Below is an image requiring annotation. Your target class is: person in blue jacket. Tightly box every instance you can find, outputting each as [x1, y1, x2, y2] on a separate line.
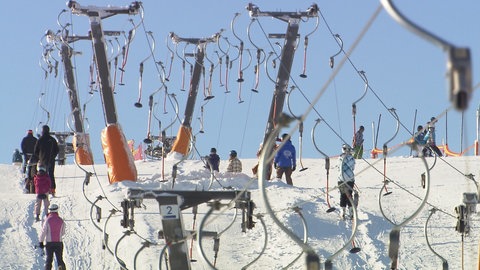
[274, 133, 297, 186]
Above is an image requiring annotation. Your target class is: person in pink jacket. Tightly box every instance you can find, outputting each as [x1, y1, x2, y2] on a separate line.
[34, 164, 51, 221]
[39, 204, 66, 270]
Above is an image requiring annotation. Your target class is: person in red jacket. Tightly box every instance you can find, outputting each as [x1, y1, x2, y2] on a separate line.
[34, 164, 51, 222]
[39, 204, 66, 270]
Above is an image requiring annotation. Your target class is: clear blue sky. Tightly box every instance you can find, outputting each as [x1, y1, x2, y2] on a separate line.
[2, 1, 479, 164]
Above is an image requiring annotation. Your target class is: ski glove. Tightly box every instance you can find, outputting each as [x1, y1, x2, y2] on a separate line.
[292, 166, 296, 171]
[39, 242, 44, 249]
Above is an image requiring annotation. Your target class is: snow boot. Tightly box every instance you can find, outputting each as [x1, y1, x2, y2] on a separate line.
[342, 207, 346, 220]
[35, 215, 40, 222]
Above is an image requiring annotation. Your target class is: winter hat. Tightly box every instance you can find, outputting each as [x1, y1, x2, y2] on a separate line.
[42, 125, 50, 135]
[27, 130, 33, 134]
[48, 204, 59, 212]
[229, 150, 237, 157]
[210, 148, 217, 153]
[281, 133, 290, 141]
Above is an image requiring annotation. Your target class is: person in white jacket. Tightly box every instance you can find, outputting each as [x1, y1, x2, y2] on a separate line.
[338, 144, 356, 219]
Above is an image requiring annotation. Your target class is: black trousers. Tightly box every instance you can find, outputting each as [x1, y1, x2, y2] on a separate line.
[45, 242, 65, 270]
[339, 181, 355, 207]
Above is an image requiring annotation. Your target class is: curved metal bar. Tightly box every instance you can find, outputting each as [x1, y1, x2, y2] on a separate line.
[56, 9, 69, 30]
[312, 118, 335, 212]
[424, 208, 449, 269]
[38, 92, 51, 125]
[114, 231, 131, 270]
[282, 207, 308, 269]
[381, 108, 399, 195]
[299, 15, 319, 78]
[162, 93, 180, 133]
[258, 125, 317, 256]
[380, 0, 453, 51]
[133, 241, 154, 270]
[158, 243, 169, 270]
[352, 70, 368, 135]
[352, 71, 368, 110]
[247, 18, 266, 93]
[264, 51, 278, 85]
[379, 153, 431, 269]
[329, 34, 343, 69]
[247, 18, 266, 65]
[165, 35, 176, 81]
[231, 12, 245, 83]
[143, 94, 154, 143]
[286, 86, 301, 120]
[241, 214, 268, 270]
[382, 108, 400, 154]
[196, 203, 219, 269]
[378, 154, 431, 226]
[89, 196, 104, 232]
[217, 208, 238, 238]
[102, 209, 118, 256]
[324, 192, 360, 268]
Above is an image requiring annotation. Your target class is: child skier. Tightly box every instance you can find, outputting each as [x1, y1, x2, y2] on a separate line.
[34, 164, 51, 221]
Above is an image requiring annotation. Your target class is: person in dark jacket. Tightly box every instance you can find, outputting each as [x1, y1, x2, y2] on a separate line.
[274, 133, 297, 186]
[21, 129, 37, 173]
[34, 125, 59, 196]
[39, 203, 66, 270]
[34, 164, 51, 221]
[205, 148, 220, 172]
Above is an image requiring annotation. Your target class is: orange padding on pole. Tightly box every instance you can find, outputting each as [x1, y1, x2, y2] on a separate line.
[170, 125, 192, 156]
[73, 133, 94, 165]
[101, 124, 137, 184]
[440, 143, 476, 157]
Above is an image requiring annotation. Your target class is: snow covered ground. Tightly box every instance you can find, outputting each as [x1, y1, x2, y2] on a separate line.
[1, 155, 479, 269]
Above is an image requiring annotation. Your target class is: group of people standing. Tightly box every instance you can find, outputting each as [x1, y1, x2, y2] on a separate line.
[204, 147, 243, 173]
[414, 117, 443, 157]
[21, 125, 60, 196]
[19, 125, 65, 270]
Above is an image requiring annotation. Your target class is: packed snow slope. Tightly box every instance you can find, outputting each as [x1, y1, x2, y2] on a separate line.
[1, 155, 480, 270]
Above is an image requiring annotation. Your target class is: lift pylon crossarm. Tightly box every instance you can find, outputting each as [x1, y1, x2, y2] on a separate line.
[246, 3, 318, 21]
[68, 1, 141, 19]
[126, 188, 252, 210]
[169, 31, 222, 46]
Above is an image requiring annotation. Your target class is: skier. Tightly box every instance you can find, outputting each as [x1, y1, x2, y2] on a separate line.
[34, 163, 51, 222]
[352, 125, 364, 159]
[12, 148, 23, 165]
[413, 125, 430, 157]
[34, 125, 59, 196]
[21, 129, 38, 173]
[338, 144, 356, 220]
[38, 203, 66, 270]
[274, 133, 297, 186]
[425, 118, 442, 157]
[204, 147, 220, 172]
[226, 150, 242, 173]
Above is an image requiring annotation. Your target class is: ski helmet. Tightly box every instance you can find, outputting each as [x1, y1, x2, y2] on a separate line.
[229, 150, 237, 157]
[49, 204, 59, 212]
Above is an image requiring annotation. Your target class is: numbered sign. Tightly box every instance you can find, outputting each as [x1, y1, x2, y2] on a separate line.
[160, 204, 179, 219]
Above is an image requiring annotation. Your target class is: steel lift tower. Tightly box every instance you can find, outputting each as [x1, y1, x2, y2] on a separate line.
[68, 1, 140, 183]
[169, 32, 221, 157]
